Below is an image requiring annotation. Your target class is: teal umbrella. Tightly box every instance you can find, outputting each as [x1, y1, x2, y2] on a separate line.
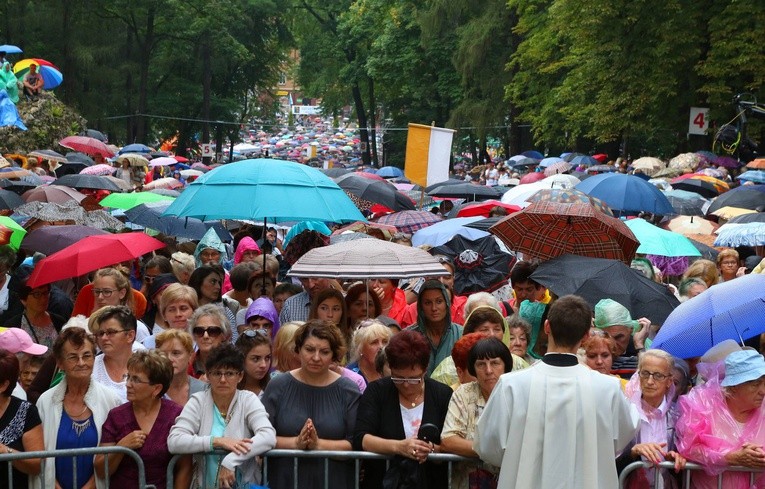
[624, 218, 701, 257]
[283, 221, 331, 247]
[163, 159, 365, 223]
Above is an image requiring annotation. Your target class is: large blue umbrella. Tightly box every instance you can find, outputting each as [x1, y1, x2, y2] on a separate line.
[283, 221, 331, 248]
[163, 159, 366, 223]
[0, 45, 22, 54]
[569, 155, 599, 167]
[713, 222, 765, 247]
[522, 150, 544, 160]
[376, 166, 404, 179]
[411, 216, 489, 247]
[575, 173, 674, 215]
[126, 202, 232, 241]
[538, 157, 564, 168]
[738, 170, 765, 184]
[119, 143, 153, 155]
[651, 274, 765, 358]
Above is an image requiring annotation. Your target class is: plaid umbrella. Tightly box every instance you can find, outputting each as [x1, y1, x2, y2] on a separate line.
[543, 161, 572, 176]
[375, 210, 443, 234]
[489, 201, 639, 263]
[663, 215, 719, 235]
[526, 188, 613, 216]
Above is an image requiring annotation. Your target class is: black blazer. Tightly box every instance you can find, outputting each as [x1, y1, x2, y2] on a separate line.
[353, 377, 453, 489]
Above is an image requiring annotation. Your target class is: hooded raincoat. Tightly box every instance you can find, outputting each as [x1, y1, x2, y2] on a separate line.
[244, 297, 280, 338]
[222, 237, 261, 293]
[193, 228, 226, 268]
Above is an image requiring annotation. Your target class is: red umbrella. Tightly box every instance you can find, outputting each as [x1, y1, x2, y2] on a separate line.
[519, 172, 546, 184]
[22, 185, 86, 204]
[455, 200, 521, 218]
[27, 233, 166, 287]
[489, 201, 639, 263]
[59, 136, 115, 158]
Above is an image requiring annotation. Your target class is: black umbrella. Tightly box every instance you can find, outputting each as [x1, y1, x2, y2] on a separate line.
[54, 162, 88, 178]
[431, 235, 516, 295]
[672, 179, 720, 199]
[334, 173, 415, 211]
[531, 254, 680, 325]
[463, 216, 502, 232]
[687, 238, 719, 261]
[728, 212, 765, 224]
[65, 152, 95, 166]
[0, 179, 37, 195]
[52, 174, 126, 192]
[319, 168, 352, 178]
[80, 129, 107, 142]
[510, 157, 540, 168]
[707, 186, 765, 214]
[0, 189, 23, 210]
[664, 194, 707, 216]
[21, 225, 109, 255]
[428, 182, 502, 201]
[125, 202, 232, 241]
[424, 178, 466, 193]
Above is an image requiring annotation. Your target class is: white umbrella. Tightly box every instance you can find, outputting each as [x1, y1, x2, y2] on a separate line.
[288, 239, 450, 280]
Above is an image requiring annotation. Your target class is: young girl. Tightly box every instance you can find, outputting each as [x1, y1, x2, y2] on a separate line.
[235, 329, 272, 398]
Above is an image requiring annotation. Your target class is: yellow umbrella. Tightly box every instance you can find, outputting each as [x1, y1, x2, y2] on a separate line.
[710, 206, 757, 220]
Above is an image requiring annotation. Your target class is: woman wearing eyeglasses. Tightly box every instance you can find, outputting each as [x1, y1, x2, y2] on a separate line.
[89, 268, 150, 343]
[35, 327, 121, 489]
[187, 304, 230, 380]
[353, 330, 453, 489]
[261, 320, 361, 489]
[169, 343, 276, 489]
[6, 269, 66, 349]
[90, 306, 140, 403]
[235, 328, 272, 398]
[95, 350, 190, 489]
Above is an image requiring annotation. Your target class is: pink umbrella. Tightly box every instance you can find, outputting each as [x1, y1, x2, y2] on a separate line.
[80, 164, 116, 176]
[59, 136, 115, 158]
[149, 157, 178, 167]
[519, 172, 547, 184]
[143, 177, 183, 190]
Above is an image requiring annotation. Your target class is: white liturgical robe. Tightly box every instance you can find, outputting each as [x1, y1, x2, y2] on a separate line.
[474, 357, 639, 489]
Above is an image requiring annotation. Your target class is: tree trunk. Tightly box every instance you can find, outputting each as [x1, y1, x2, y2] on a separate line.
[136, 6, 156, 142]
[351, 83, 371, 166]
[201, 38, 212, 164]
[368, 79, 378, 167]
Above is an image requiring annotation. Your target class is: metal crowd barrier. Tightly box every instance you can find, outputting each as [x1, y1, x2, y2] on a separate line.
[619, 460, 764, 489]
[166, 449, 474, 489]
[0, 446, 152, 488]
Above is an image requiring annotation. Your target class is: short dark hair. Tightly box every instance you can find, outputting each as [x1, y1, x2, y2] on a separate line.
[293, 319, 346, 363]
[230, 263, 258, 291]
[205, 343, 245, 373]
[128, 350, 173, 398]
[344, 282, 382, 319]
[53, 328, 97, 362]
[143, 256, 172, 274]
[385, 330, 430, 371]
[510, 261, 540, 287]
[546, 295, 592, 348]
[0, 349, 19, 396]
[96, 305, 138, 332]
[274, 282, 303, 297]
[467, 337, 514, 377]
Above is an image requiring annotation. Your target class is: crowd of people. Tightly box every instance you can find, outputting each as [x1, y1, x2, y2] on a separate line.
[0, 219, 761, 489]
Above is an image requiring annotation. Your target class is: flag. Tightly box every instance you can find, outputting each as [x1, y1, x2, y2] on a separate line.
[405, 123, 455, 187]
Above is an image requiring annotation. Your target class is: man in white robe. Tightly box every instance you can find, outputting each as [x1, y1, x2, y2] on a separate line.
[474, 295, 639, 489]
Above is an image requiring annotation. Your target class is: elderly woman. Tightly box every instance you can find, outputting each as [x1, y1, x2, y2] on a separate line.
[188, 303, 230, 379]
[0, 349, 43, 489]
[406, 279, 463, 376]
[261, 320, 361, 489]
[91, 305, 141, 403]
[676, 349, 765, 488]
[581, 331, 628, 389]
[169, 343, 276, 489]
[155, 329, 207, 406]
[717, 248, 746, 282]
[35, 328, 121, 489]
[143, 283, 198, 348]
[170, 252, 195, 285]
[441, 336, 513, 489]
[347, 320, 393, 383]
[353, 329, 454, 489]
[506, 315, 535, 364]
[95, 350, 189, 489]
[6, 269, 66, 348]
[345, 282, 382, 329]
[617, 350, 686, 487]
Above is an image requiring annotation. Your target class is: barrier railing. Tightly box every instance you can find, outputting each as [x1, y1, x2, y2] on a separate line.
[166, 449, 475, 489]
[0, 446, 152, 488]
[619, 460, 764, 489]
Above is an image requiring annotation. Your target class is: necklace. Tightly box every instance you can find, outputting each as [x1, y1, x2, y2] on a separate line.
[403, 387, 424, 408]
[65, 402, 91, 437]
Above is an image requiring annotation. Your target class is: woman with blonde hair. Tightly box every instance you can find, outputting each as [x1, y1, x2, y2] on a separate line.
[170, 252, 195, 285]
[682, 259, 720, 289]
[142, 283, 198, 349]
[271, 321, 302, 376]
[716, 248, 745, 282]
[155, 329, 207, 406]
[347, 320, 392, 383]
[72, 266, 148, 321]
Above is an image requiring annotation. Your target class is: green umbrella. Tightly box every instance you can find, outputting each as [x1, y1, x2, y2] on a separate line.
[99, 192, 174, 210]
[624, 218, 701, 257]
[0, 216, 27, 250]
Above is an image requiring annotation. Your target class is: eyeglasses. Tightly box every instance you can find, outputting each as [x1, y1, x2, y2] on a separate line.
[94, 329, 129, 339]
[638, 370, 670, 381]
[241, 329, 269, 338]
[207, 370, 241, 380]
[93, 288, 117, 298]
[123, 375, 154, 386]
[64, 353, 95, 363]
[192, 326, 224, 338]
[391, 377, 423, 385]
[28, 290, 50, 299]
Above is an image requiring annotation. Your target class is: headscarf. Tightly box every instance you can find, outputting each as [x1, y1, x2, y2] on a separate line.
[415, 279, 452, 330]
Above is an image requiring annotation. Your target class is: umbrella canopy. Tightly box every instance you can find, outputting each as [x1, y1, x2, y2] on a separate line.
[738, 170, 765, 184]
[663, 215, 719, 235]
[543, 161, 572, 176]
[568, 155, 599, 167]
[423, 179, 467, 193]
[463, 216, 502, 232]
[125, 202, 232, 241]
[511, 157, 542, 168]
[118, 143, 153, 155]
[526, 188, 613, 216]
[575, 173, 674, 215]
[669, 153, 703, 171]
[28, 150, 67, 164]
[453, 200, 521, 218]
[116, 154, 150, 167]
[671, 178, 721, 199]
[0, 189, 23, 210]
[99, 191, 174, 210]
[376, 166, 404, 178]
[283, 221, 331, 247]
[662, 190, 710, 216]
[334, 173, 415, 212]
[27, 233, 166, 287]
[59, 136, 114, 158]
[707, 186, 765, 214]
[631, 157, 665, 177]
[709, 206, 758, 219]
[329, 232, 375, 245]
[522, 150, 544, 159]
[52, 173, 126, 192]
[519, 172, 547, 184]
[374, 210, 442, 234]
[715, 156, 741, 168]
[20, 225, 109, 255]
[428, 182, 501, 201]
[149, 156, 178, 167]
[623, 218, 701, 257]
[0, 216, 26, 249]
[15, 201, 124, 229]
[531, 254, 680, 325]
[318, 168, 352, 178]
[287, 239, 449, 280]
[650, 274, 765, 358]
[163, 159, 365, 223]
[65, 152, 95, 166]
[142, 177, 183, 190]
[411, 216, 489, 247]
[728, 212, 765, 224]
[0, 45, 22, 54]
[79, 164, 115, 176]
[332, 221, 398, 241]
[490, 201, 638, 263]
[714, 223, 765, 247]
[745, 159, 765, 170]
[431, 235, 515, 295]
[537, 157, 564, 168]
[22, 185, 86, 204]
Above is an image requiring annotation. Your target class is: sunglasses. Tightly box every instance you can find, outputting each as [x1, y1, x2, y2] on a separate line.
[192, 326, 224, 338]
[241, 329, 269, 339]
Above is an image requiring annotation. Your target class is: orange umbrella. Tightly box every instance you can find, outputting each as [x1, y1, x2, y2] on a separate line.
[663, 215, 719, 235]
[746, 159, 765, 170]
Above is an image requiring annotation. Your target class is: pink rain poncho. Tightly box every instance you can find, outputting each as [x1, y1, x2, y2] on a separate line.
[675, 364, 765, 489]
